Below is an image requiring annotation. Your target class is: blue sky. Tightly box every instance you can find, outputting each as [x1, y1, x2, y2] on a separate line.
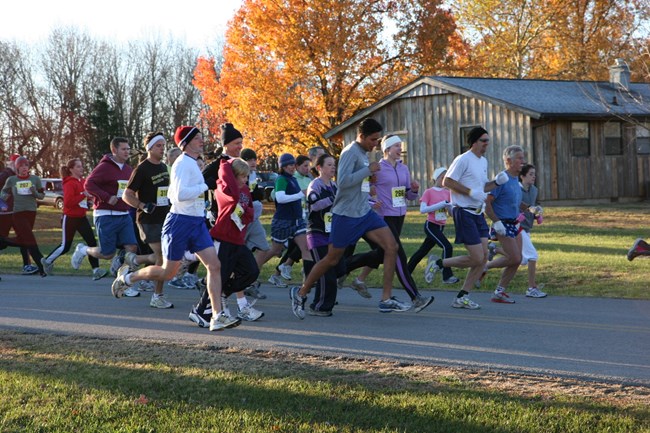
[1, 0, 242, 52]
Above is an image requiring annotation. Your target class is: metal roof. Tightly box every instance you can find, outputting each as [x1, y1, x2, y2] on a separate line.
[324, 76, 650, 138]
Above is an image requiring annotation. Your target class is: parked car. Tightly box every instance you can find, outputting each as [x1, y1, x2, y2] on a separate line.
[256, 171, 278, 202]
[37, 178, 64, 209]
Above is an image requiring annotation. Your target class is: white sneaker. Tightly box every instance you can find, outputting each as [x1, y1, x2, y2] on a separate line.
[41, 257, 54, 275]
[111, 265, 131, 298]
[123, 287, 141, 297]
[526, 287, 547, 298]
[237, 303, 264, 321]
[424, 254, 440, 284]
[278, 263, 293, 280]
[150, 293, 174, 309]
[71, 243, 86, 270]
[220, 295, 231, 318]
[124, 252, 139, 270]
[268, 274, 288, 287]
[209, 312, 241, 331]
[92, 268, 108, 281]
[451, 294, 480, 310]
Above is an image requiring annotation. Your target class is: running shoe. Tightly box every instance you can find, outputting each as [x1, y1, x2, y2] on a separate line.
[491, 288, 515, 304]
[442, 276, 460, 284]
[336, 273, 348, 289]
[237, 304, 264, 321]
[123, 287, 141, 297]
[111, 264, 131, 298]
[278, 263, 293, 280]
[124, 251, 139, 270]
[110, 249, 126, 276]
[451, 294, 480, 309]
[424, 254, 440, 284]
[220, 295, 231, 318]
[22, 264, 39, 275]
[411, 295, 434, 313]
[268, 274, 288, 288]
[150, 293, 174, 309]
[92, 268, 108, 281]
[209, 312, 241, 331]
[627, 238, 650, 261]
[71, 243, 87, 270]
[188, 307, 211, 328]
[41, 258, 54, 276]
[244, 282, 267, 299]
[351, 278, 372, 299]
[308, 308, 333, 317]
[290, 286, 306, 319]
[137, 280, 155, 291]
[378, 296, 410, 313]
[181, 272, 199, 288]
[474, 266, 488, 289]
[525, 287, 547, 298]
[487, 242, 498, 261]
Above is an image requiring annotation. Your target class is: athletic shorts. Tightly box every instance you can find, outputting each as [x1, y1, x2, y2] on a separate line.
[489, 220, 520, 240]
[329, 210, 386, 249]
[161, 213, 214, 261]
[520, 230, 538, 264]
[270, 217, 306, 243]
[245, 218, 270, 251]
[94, 214, 137, 256]
[137, 223, 163, 244]
[452, 207, 489, 246]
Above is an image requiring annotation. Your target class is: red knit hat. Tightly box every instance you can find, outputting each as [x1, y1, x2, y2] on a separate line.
[174, 126, 199, 148]
[9, 154, 20, 162]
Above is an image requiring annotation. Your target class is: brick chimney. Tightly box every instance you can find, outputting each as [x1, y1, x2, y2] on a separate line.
[609, 58, 630, 90]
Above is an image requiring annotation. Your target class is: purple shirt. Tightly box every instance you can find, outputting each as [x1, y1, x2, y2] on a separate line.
[372, 159, 418, 217]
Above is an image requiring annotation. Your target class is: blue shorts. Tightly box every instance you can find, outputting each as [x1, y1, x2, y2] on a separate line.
[161, 213, 214, 261]
[94, 214, 137, 256]
[489, 220, 520, 239]
[452, 207, 489, 246]
[330, 210, 387, 249]
[270, 218, 306, 243]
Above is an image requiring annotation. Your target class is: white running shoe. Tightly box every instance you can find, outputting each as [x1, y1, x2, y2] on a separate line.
[209, 313, 241, 331]
[237, 304, 264, 321]
[526, 287, 547, 298]
[71, 243, 86, 270]
[278, 263, 293, 280]
[268, 274, 288, 288]
[150, 293, 174, 309]
[451, 294, 480, 310]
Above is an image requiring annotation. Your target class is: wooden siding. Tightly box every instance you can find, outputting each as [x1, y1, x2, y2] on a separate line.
[335, 82, 649, 202]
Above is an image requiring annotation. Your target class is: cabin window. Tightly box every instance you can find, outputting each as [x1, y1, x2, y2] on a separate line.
[571, 122, 590, 157]
[459, 126, 480, 154]
[604, 122, 623, 156]
[637, 123, 650, 155]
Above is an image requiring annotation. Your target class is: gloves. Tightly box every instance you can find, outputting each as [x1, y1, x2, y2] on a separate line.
[516, 212, 526, 223]
[494, 171, 509, 186]
[492, 220, 506, 236]
[469, 189, 488, 202]
[535, 214, 544, 225]
[142, 202, 156, 214]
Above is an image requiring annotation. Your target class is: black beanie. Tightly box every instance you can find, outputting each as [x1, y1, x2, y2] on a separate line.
[240, 148, 257, 161]
[467, 126, 488, 145]
[221, 123, 243, 146]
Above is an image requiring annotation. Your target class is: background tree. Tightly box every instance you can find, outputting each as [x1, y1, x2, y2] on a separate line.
[197, 0, 460, 157]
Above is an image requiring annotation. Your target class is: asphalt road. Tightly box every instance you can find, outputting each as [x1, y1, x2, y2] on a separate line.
[1, 273, 648, 386]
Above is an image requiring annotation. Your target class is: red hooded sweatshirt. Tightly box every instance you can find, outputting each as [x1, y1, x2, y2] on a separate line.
[84, 154, 133, 212]
[209, 158, 253, 245]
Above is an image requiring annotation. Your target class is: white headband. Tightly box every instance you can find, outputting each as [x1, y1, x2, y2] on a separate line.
[146, 134, 165, 151]
[381, 135, 402, 153]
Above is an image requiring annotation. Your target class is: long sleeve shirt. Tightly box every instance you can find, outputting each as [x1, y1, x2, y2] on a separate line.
[168, 153, 208, 217]
[331, 141, 372, 218]
[372, 158, 418, 217]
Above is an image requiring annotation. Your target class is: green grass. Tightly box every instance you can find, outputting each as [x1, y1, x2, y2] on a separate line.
[5, 204, 650, 299]
[0, 333, 647, 433]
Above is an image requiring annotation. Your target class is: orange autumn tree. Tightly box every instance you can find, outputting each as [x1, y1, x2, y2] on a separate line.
[453, 0, 649, 80]
[199, 0, 459, 157]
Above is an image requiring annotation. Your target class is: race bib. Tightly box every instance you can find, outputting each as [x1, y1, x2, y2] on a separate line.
[194, 194, 206, 214]
[231, 203, 245, 231]
[391, 186, 406, 207]
[361, 177, 370, 193]
[434, 209, 447, 222]
[156, 186, 169, 206]
[79, 198, 89, 209]
[116, 180, 128, 199]
[324, 212, 333, 233]
[16, 180, 32, 195]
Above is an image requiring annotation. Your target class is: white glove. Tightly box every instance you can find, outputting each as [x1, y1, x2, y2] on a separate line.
[494, 171, 509, 186]
[492, 220, 506, 236]
[528, 205, 543, 215]
[469, 189, 488, 202]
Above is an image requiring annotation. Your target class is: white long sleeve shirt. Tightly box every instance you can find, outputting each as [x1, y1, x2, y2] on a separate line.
[168, 153, 208, 217]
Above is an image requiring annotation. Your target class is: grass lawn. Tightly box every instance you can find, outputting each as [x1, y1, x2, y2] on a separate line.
[4, 203, 650, 299]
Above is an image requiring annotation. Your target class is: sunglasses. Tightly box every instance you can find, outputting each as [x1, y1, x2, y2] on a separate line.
[478, 138, 489, 143]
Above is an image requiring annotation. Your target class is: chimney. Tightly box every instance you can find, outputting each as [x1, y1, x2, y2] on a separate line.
[609, 58, 630, 91]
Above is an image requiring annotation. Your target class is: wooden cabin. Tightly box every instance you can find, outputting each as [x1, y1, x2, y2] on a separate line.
[324, 61, 650, 203]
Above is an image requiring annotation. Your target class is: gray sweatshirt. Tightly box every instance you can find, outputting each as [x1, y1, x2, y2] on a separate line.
[331, 141, 372, 218]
